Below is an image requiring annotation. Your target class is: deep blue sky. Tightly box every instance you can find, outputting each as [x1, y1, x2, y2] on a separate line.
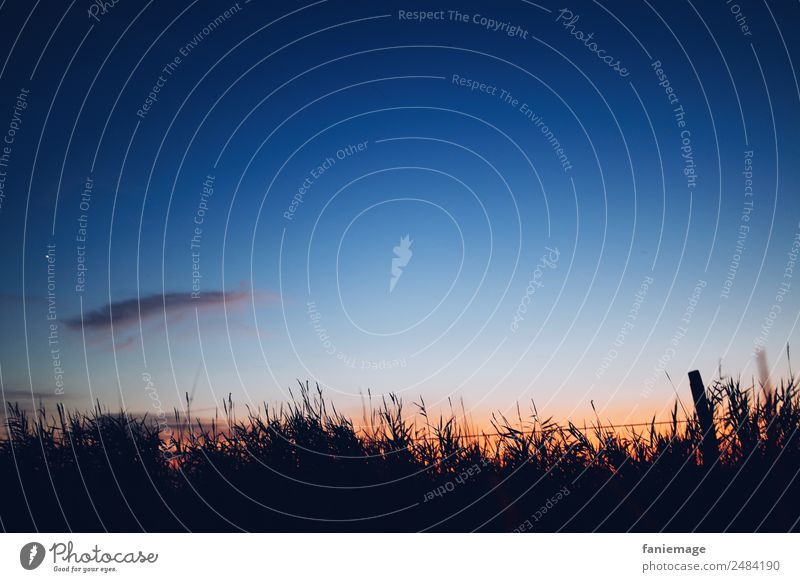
[0, 0, 798, 424]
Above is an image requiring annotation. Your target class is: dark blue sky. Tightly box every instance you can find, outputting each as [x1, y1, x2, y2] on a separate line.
[0, 0, 798, 423]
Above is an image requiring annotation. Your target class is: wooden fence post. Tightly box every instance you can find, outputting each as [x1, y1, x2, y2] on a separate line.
[688, 370, 719, 467]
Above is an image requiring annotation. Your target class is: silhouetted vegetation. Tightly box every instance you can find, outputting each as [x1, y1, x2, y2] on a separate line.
[2, 375, 799, 532]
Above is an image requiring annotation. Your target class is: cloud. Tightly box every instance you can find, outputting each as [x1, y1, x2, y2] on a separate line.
[1, 389, 76, 401]
[65, 289, 275, 331]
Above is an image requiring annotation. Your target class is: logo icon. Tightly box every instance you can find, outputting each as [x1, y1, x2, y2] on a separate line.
[390, 235, 413, 293]
[20, 542, 46, 570]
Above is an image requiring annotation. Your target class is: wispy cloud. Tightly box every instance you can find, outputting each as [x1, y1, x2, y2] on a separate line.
[65, 289, 276, 331]
[1, 389, 76, 401]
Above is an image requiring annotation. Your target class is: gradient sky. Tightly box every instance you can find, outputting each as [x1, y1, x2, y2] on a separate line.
[0, 0, 798, 426]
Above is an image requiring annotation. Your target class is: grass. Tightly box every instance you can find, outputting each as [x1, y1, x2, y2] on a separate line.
[1, 374, 799, 532]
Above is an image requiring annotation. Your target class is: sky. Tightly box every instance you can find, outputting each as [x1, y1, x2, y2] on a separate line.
[0, 0, 799, 427]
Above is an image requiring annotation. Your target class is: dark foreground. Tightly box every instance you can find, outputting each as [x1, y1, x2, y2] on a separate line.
[2, 378, 799, 532]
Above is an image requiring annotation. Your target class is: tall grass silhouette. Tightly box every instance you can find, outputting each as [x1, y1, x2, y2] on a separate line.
[2, 375, 799, 532]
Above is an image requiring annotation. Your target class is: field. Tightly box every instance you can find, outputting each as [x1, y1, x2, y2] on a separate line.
[2, 374, 799, 532]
